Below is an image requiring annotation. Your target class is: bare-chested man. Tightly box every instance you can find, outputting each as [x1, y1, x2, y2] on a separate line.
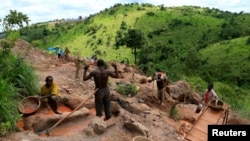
[83, 59, 119, 121]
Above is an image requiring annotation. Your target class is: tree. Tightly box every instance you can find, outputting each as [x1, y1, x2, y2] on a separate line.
[2, 10, 29, 32]
[0, 10, 29, 55]
[78, 16, 82, 20]
[125, 29, 145, 64]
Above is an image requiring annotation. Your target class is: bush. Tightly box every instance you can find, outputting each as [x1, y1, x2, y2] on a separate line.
[31, 40, 42, 47]
[0, 53, 39, 136]
[0, 77, 22, 136]
[116, 83, 138, 96]
[246, 37, 250, 45]
[0, 54, 40, 97]
[169, 103, 181, 120]
[0, 122, 11, 136]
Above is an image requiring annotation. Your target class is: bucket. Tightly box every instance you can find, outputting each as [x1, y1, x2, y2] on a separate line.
[18, 96, 41, 115]
[132, 136, 153, 141]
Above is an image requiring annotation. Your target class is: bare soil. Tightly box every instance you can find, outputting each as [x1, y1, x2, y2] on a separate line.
[0, 39, 249, 141]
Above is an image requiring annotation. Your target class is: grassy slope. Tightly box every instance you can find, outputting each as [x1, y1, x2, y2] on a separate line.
[200, 37, 250, 115]
[136, 7, 223, 47]
[44, 4, 153, 62]
[38, 4, 250, 118]
[200, 37, 250, 84]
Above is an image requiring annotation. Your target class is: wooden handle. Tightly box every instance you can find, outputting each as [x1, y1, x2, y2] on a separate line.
[47, 89, 98, 133]
[152, 80, 155, 100]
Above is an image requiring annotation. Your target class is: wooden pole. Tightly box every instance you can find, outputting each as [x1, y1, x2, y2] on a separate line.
[38, 89, 98, 136]
[151, 80, 155, 101]
[132, 65, 135, 82]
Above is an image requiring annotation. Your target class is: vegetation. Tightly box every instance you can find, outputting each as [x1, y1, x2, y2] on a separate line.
[169, 103, 180, 120]
[1, 3, 250, 136]
[116, 83, 138, 96]
[16, 3, 250, 119]
[0, 10, 39, 136]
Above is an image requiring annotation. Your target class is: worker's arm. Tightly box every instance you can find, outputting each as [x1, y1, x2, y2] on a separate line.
[51, 83, 60, 97]
[40, 86, 46, 96]
[109, 63, 119, 78]
[211, 89, 218, 99]
[83, 64, 93, 81]
[39, 94, 54, 99]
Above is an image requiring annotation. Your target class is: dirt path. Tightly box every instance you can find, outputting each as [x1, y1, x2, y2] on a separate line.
[4, 39, 248, 141]
[0, 39, 185, 141]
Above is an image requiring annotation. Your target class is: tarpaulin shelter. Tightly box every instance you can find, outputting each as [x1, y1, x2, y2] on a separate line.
[48, 46, 64, 56]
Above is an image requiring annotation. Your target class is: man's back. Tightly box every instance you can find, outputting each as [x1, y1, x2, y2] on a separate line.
[83, 59, 118, 89]
[91, 68, 109, 89]
[156, 78, 164, 89]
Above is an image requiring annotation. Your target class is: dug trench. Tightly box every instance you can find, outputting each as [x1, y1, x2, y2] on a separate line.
[15, 91, 184, 141]
[16, 95, 121, 137]
[17, 84, 208, 141]
[2, 39, 249, 141]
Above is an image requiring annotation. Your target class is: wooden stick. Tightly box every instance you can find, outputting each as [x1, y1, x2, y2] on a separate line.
[151, 80, 155, 101]
[38, 89, 98, 136]
[132, 65, 135, 82]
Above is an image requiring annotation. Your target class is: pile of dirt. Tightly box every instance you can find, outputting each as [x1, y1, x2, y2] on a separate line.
[0, 39, 249, 141]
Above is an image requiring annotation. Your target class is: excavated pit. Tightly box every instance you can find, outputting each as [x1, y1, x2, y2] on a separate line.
[16, 98, 96, 137]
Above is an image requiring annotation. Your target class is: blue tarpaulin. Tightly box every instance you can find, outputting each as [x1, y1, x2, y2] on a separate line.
[47, 47, 65, 56]
[60, 48, 64, 55]
[48, 47, 62, 55]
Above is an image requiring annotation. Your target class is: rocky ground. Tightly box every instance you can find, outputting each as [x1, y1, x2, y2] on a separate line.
[0, 39, 249, 141]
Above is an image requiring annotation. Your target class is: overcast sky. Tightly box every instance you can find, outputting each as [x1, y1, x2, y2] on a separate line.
[1, 0, 250, 26]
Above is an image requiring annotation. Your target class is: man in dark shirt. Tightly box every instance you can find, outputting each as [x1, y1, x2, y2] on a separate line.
[155, 73, 167, 105]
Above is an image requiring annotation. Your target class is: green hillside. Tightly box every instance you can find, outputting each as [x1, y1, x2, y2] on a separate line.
[200, 37, 250, 87]
[19, 3, 250, 118]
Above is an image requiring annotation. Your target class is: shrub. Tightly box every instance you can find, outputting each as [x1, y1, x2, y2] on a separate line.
[0, 54, 39, 136]
[169, 103, 181, 120]
[116, 83, 138, 96]
[0, 77, 22, 136]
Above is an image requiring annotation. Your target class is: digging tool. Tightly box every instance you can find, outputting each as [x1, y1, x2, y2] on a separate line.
[151, 80, 155, 102]
[36, 89, 98, 136]
[35, 94, 60, 101]
[38, 94, 54, 99]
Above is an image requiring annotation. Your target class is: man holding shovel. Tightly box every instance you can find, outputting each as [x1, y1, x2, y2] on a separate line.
[83, 59, 119, 121]
[149, 72, 168, 105]
[155, 72, 168, 105]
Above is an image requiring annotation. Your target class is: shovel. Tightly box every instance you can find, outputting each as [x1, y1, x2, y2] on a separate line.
[151, 80, 155, 102]
[36, 89, 98, 136]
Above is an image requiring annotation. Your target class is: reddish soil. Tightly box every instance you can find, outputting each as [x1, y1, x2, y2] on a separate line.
[0, 39, 249, 141]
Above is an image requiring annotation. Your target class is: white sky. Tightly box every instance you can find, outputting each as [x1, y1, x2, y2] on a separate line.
[1, 0, 250, 26]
